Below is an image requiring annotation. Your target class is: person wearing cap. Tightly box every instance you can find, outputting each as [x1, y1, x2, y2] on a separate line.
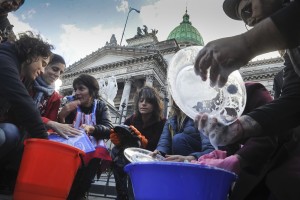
[197, 82, 283, 200]
[194, 0, 300, 199]
[0, 0, 25, 43]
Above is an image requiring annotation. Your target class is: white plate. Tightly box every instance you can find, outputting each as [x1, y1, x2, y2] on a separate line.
[124, 147, 165, 163]
[167, 46, 247, 125]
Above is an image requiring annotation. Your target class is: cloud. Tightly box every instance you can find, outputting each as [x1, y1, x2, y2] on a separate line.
[57, 24, 123, 66]
[21, 9, 36, 20]
[8, 13, 36, 33]
[116, 0, 129, 13]
[8, 13, 51, 44]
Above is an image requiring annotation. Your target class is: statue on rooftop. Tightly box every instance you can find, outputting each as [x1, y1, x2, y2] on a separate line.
[137, 27, 143, 37]
[142, 25, 148, 35]
[151, 29, 158, 36]
[0, 0, 25, 43]
[134, 25, 158, 38]
[105, 34, 118, 46]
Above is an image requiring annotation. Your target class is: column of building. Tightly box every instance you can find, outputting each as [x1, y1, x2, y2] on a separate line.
[118, 77, 133, 123]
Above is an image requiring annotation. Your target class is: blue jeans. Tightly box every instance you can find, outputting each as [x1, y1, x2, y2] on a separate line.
[0, 123, 21, 160]
[172, 133, 202, 156]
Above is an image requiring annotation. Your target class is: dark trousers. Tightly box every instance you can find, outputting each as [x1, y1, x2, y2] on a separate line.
[68, 158, 101, 200]
[0, 123, 21, 160]
[230, 133, 300, 200]
[172, 133, 202, 156]
[111, 147, 134, 200]
[0, 123, 24, 194]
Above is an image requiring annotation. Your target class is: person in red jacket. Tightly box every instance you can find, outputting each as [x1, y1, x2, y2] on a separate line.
[30, 53, 81, 138]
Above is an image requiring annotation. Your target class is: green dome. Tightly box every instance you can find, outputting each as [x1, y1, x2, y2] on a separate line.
[167, 11, 204, 46]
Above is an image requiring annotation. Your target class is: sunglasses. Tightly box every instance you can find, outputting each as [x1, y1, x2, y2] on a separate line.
[240, 2, 252, 23]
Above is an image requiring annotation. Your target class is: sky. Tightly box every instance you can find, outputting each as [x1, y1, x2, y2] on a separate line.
[8, 0, 279, 67]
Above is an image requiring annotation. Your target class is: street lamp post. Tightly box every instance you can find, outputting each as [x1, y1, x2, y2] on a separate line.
[120, 7, 140, 46]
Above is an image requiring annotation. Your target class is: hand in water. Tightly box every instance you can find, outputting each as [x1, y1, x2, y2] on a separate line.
[150, 149, 162, 157]
[47, 121, 82, 139]
[164, 155, 196, 162]
[198, 154, 241, 174]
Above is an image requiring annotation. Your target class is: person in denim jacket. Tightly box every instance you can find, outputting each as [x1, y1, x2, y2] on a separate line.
[152, 99, 214, 162]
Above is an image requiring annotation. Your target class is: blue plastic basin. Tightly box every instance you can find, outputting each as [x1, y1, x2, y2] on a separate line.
[124, 162, 238, 200]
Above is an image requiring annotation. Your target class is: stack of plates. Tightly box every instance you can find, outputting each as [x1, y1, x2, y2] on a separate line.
[124, 147, 164, 163]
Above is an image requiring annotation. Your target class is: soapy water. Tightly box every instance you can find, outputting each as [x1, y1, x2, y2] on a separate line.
[168, 46, 247, 148]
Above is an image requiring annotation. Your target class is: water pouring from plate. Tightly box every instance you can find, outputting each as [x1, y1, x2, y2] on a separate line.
[168, 46, 247, 149]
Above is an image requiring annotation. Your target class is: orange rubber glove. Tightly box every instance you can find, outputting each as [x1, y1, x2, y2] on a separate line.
[110, 129, 121, 146]
[129, 125, 148, 148]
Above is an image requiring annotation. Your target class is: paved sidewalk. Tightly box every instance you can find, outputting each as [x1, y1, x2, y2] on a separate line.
[0, 194, 115, 200]
[0, 170, 117, 200]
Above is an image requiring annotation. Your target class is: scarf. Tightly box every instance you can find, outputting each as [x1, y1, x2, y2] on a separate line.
[73, 99, 106, 148]
[33, 76, 55, 107]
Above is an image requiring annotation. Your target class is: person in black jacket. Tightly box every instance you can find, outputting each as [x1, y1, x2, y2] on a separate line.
[58, 74, 114, 200]
[195, 0, 300, 143]
[0, 31, 53, 193]
[194, 0, 300, 199]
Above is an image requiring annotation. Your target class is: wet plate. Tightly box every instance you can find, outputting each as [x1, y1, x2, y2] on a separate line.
[168, 46, 247, 125]
[124, 147, 165, 163]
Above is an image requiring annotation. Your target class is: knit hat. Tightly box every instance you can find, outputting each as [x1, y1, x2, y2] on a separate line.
[223, 0, 242, 20]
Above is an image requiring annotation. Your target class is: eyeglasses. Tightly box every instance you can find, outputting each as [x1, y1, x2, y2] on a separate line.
[240, 2, 252, 23]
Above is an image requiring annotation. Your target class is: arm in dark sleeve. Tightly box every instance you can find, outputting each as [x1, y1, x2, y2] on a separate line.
[156, 119, 173, 155]
[247, 57, 300, 135]
[0, 60, 47, 139]
[270, 1, 300, 48]
[235, 136, 278, 174]
[93, 100, 113, 140]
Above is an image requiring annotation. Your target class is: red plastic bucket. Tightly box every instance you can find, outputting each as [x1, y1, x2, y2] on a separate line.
[13, 138, 85, 200]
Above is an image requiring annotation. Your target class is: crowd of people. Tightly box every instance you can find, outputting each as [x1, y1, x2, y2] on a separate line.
[0, 0, 299, 200]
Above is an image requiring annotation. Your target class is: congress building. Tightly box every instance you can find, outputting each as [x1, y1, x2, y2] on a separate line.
[59, 10, 284, 123]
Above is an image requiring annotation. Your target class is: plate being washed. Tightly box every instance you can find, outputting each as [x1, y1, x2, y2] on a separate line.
[124, 147, 165, 163]
[168, 46, 247, 125]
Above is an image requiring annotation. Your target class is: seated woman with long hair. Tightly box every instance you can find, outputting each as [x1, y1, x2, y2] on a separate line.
[110, 86, 166, 200]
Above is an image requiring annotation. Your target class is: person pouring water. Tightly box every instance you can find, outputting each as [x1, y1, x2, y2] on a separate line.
[194, 0, 300, 199]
